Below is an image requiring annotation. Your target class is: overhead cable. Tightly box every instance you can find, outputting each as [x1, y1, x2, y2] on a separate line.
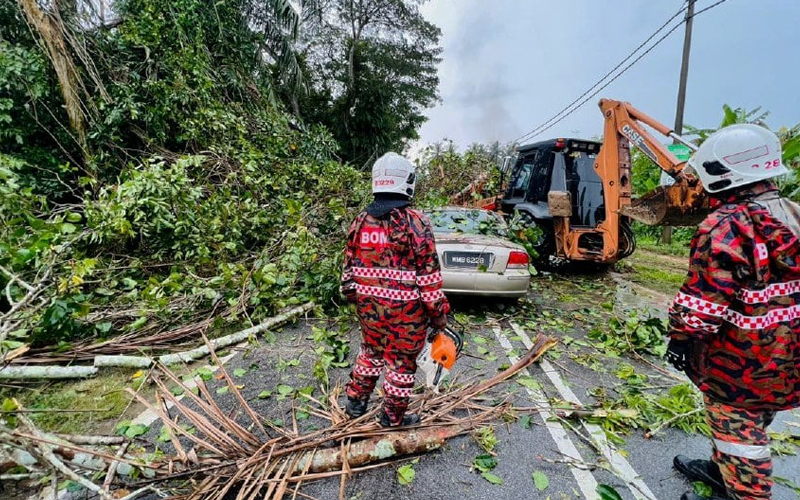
[513, 0, 732, 144]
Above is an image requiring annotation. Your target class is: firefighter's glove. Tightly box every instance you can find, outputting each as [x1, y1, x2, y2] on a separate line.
[667, 339, 690, 372]
[430, 314, 447, 332]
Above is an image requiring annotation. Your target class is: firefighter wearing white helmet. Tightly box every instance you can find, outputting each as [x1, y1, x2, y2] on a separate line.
[690, 123, 788, 194]
[668, 124, 800, 500]
[340, 152, 449, 427]
[371, 151, 417, 197]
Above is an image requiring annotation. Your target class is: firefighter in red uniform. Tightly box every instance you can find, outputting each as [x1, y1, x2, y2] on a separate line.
[667, 125, 800, 500]
[341, 152, 450, 427]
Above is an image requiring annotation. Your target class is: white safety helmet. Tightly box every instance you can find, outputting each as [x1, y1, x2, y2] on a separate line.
[371, 152, 416, 198]
[689, 124, 788, 194]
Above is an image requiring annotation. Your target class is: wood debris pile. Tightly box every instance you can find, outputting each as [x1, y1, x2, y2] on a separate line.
[2, 334, 555, 500]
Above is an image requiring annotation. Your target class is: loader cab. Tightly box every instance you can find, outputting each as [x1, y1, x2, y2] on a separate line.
[501, 138, 604, 227]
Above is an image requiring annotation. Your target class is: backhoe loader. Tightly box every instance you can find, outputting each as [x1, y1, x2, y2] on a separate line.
[463, 99, 710, 264]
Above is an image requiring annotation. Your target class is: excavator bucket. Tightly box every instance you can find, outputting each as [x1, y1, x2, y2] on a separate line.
[620, 181, 710, 226]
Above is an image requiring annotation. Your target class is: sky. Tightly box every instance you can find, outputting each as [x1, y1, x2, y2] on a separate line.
[414, 0, 800, 152]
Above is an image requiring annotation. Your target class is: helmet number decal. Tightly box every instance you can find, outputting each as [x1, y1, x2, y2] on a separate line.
[753, 159, 782, 170]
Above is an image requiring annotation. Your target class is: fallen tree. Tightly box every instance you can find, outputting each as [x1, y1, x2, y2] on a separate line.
[0, 302, 314, 379]
[2, 333, 557, 499]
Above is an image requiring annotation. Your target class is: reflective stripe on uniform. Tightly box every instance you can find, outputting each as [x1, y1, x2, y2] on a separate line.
[421, 289, 446, 302]
[351, 267, 416, 281]
[356, 284, 420, 301]
[416, 271, 443, 287]
[713, 439, 771, 460]
[674, 290, 800, 331]
[739, 279, 800, 304]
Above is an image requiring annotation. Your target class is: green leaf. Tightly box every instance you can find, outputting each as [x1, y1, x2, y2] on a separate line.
[258, 390, 272, 399]
[122, 423, 148, 439]
[216, 386, 229, 395]
[692, 482, 714, 498]
[473, 454, 497, 473]
[516, 376, 541, 392]
[126, 316, 148, 331]
[2, 398, 19, 412]
[397, 463, 416, 485]
[532, 470, 549, 491]
[194, 367, 213, 381]
[518, 414, 532, 430]
[276, 384, 294, 400]
[233, 368, 246, 377]
[157, 425, 172, 443]
[481, 472, 503, 485]
[2, 340, 24, 350]
[597, 484, 624, 500]
[169, 385, 185, 396]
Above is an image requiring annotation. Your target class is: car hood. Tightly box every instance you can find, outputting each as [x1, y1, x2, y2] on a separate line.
[433, 233, 520, 250]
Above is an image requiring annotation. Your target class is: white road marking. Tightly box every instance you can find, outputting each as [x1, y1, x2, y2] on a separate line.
[509, 321, 659, 500]
[492, 325, 600, 500]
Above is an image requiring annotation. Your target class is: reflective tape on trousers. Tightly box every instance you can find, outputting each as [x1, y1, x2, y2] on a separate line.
[713, 439, 771, 460]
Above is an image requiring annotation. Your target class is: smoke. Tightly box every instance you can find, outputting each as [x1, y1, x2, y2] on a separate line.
[420, 0, 521, 147]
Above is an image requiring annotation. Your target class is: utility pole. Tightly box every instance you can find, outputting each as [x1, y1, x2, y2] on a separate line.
[661, 0, 695, 245]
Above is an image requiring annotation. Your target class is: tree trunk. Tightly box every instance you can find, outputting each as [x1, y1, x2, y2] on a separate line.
[17, 0, 87, 149]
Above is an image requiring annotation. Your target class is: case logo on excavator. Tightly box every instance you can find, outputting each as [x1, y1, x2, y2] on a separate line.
[622, 124, 658, 163]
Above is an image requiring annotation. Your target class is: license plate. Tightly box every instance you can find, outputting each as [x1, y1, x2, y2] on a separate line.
[444, 252, 493, 268]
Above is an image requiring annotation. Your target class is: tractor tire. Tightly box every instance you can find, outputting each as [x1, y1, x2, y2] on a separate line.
[618, 220, 637, 259]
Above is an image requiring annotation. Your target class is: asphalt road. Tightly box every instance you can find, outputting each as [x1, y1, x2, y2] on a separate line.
[128, 271, 800, 500]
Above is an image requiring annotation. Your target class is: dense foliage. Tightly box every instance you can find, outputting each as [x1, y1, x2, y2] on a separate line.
[0, 0, 381, 356]
[285, 0, 442, 168]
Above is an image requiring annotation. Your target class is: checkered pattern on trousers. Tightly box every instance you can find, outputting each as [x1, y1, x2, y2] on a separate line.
[384, 370, 415, 398]
[421, 289, 445, 302]
[674, 292, 729, 317]
[416, 271, 443, 287]
[681, 313, 721, 333]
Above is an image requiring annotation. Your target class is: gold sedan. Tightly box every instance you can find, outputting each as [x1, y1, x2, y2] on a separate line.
[424, 207, 531, 299]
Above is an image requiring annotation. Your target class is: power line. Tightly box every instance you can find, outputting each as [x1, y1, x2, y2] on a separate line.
[513, 2, 689, 144]
[513, 0, 731, 144]
[692, 0, 729, 17]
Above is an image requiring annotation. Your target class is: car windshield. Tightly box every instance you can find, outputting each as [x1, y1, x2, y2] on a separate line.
[426, 209, 508, 237]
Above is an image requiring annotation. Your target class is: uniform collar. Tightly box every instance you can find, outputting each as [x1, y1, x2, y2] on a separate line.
[718, 181, 779, 204]
[366, 195, 411, 218]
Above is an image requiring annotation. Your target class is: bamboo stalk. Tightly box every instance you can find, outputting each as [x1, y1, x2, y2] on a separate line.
[0, 365, 98, 380]
[159, 302, 314, 365]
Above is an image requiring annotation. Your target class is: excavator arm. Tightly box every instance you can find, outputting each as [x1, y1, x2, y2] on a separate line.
[598, 99, 710, 226]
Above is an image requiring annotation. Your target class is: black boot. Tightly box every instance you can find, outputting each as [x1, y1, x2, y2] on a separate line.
[674, 455, 727, 496]
[379, 411, 420, 427]
[345, 397, 369, 418]
[680, 493, 728, 500]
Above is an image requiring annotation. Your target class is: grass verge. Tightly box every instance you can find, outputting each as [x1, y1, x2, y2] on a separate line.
[1, 369, 141, 434]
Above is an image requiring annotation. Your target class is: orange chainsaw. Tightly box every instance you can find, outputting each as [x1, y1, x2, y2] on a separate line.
[417, 325, 464, 391]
